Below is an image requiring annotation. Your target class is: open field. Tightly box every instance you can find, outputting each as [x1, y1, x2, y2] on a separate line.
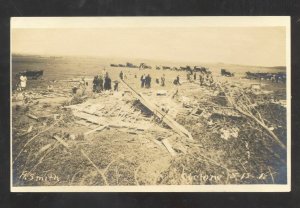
[11, 55, 287, 186]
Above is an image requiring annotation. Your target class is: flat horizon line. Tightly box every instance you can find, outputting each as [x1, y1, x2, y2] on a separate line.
[11, 53, 286, 69]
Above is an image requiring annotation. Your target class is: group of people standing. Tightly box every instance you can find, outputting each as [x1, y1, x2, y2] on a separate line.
[140, 74, 152, 88]
[95, 68, 214, 92]
[140, 74, 166, 88]
[92, 72, 117, 93]
[175, 71, 214, 87]
[187, 71, 199, 82]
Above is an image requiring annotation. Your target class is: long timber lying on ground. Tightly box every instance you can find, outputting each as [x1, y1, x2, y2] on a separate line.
[120, 79, 193, 141]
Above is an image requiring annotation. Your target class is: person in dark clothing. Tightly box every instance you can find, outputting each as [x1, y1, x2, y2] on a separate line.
[72, 86, 78, 94]
[119, 71, 124, 80]
[107, 77, 112, 90]
[176, 75, 180, 85]
[104, 74, 112, 90]
[98, 75, 103, 92]
[194, 72, 197, 80]
[156, 78, 159, 84]
[141, 74, 145, 88]
[145, 74, 151, 88]
[275, 74, 279, 83]
[92, 76, 98, 92]
[199, 73, 204, 86]
[145, 75, 149, 88]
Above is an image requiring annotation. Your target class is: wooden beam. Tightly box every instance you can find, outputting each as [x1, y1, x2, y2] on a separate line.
[120, 79, 193, 141]
[161, 138, 177, 156]
[84, 125, 107, 136]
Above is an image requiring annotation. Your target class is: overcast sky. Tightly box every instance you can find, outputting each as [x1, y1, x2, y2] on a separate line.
[12, 27, 286, 66]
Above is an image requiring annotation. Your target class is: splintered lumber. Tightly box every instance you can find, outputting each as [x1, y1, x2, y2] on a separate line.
[65, 103, 105, 115]
[84, 125, 107, 136]
[72, 111, 102, 124]
[161, 138, 177, 156]
[121, 79, 193, 141]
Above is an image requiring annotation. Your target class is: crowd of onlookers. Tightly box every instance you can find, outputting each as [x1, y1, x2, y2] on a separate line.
[89, 69, 215, 94]
[15, 67, 216, 96]
[91, 69, 123, 93]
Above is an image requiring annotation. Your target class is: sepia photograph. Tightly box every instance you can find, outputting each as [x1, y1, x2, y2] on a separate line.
[10, 17, 291, 192]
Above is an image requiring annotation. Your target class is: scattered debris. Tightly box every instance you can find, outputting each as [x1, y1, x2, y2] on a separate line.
[12, 61, 287, 186]
[84, 125, 107, 136]
[121, 79, 193, 141]
[161, 138, 177, 156]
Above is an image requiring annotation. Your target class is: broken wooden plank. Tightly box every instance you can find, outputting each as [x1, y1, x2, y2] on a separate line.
[161, 138, 177, 156]
[74, 120, 96, 128]
[109, 121, 148, 130]
[72, 111, 102, 124]
[108, 124, 124, 128]
[173, 144, 187, 154]
[84, 125, 107, 136]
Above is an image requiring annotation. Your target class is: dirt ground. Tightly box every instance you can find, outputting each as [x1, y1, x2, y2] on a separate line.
[12, 55, 287, 186]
